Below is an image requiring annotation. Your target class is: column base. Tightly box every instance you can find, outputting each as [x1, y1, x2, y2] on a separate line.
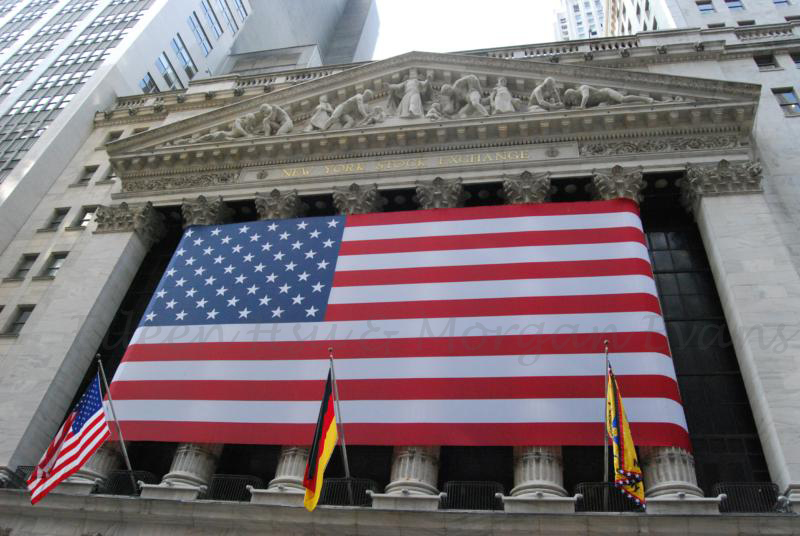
[367, 490, 443, 511]
[248, 486, 305, 507]
[54, 479, 98, 496]
[0, 466, 24, 489]
[646, 494, 722, 515]
[499, 493, 577, 513]
[139, 482, 205, 501]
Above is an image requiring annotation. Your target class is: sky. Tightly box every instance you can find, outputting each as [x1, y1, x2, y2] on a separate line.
[372, 0, 562, 60]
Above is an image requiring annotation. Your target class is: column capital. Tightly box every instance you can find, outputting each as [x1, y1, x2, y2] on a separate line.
[592, 165, 645, 202]
[503, 171, 551, 204]
[682, 159, 763, 211]
[181, 195, 233, 227]
[332, 183, 383, 215]
[255, 189, 303, 220]
[415, 177, 468, 209]
[94, 201, 165, 247]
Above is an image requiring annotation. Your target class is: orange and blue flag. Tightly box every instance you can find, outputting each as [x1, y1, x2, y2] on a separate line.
[606, 362, 646, 508]
[302, 369, 339, 511]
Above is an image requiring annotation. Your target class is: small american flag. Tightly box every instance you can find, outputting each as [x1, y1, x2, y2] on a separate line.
[27, 374, 110, 504]
[109, 200, 688, 449]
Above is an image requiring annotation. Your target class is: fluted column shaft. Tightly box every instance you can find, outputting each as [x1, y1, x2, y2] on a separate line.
[511, 446, 567, 497]
[640, 446, 703, 498]
[65, 442, 122, 485]
[385, 446, 440, 495]
[162, 443, 223, 489]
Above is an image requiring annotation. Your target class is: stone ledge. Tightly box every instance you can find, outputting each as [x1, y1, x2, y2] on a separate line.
[138, 482, 204, 501]
[54, 480, 98, 496]
[646, 494, 723, 515]
[30, 275, 55, 281]
[366, 491, 443, 511]
[63, 226, 86, 232]
[1, 488, 798, 535]
[499, 493, 578, 514]
[247, 486, 304, 507]
[1, 277, 23, 283]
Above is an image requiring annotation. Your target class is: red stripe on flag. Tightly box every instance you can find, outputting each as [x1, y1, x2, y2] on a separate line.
[122, 332, 671, 362]
[345, 199, 640, 226]
[109, 375, 682, 402]
[332, 259, 654, 286]
[325, 294, 662, 321]
[112, 421, 689, 450]
[339, 227, 645, 255]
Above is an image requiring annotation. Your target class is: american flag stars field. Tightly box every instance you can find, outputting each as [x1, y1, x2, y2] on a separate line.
[143, 215, 346, 326]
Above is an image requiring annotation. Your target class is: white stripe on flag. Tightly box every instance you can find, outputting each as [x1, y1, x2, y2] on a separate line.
[342, 212, 644, 241]
[114, 353, 677, 382]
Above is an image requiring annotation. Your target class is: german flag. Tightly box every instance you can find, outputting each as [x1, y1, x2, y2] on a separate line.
[303, 369, 339, 512]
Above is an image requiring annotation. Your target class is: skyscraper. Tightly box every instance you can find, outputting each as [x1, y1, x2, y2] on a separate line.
[555, 0, 606, 40]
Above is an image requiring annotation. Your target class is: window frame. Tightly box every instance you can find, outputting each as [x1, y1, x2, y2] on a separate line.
[139, 72, 159, 94]
[9, 253, 38, 280]
[41, 207, 69, 232]
[200, 0, 224, 39]
[39, 252, 68, 278]
[696, 0, 716, 13]
[754, 54, 779, 70]
[188, 12, 213, 56]
[4, 305, 34, 336]
[171, 33, 198, 79]
[155, 51, 184, 90]
[725, 0, 745, 9]
[75, 165, 98, 186]
[772, 87, 800, 116]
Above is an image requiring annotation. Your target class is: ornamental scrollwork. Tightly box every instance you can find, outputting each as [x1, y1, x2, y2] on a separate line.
[121, 172, 236, 193]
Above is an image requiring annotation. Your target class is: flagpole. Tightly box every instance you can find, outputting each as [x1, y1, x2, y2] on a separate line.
[603, 339, 610, 485]
[96, 355, 137, 494]
[328, 347, 354, 506]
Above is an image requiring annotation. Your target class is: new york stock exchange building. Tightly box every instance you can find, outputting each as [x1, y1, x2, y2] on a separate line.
[2, 23, 800, 536]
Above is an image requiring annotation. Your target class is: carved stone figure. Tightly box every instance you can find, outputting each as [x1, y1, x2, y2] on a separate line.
[304, 96, 333, 132]
[359, 106, 386, 126]
[489, 77, 522, 114]
[323, 89, 375, 130]
[529, 77, 564, 111]
[452, 74, 489, 118]
[261, 103, 294, 136]
[563, 84, 655, 109]
[388, 74, 433, 118]
[425, 102, 444, 121]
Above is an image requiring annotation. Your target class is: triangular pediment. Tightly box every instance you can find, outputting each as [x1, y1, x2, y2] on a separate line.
[107, 51, 760, 184]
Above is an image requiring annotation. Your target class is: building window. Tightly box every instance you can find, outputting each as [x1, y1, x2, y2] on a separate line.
[43, 208, 69, 231]
[106, 130, 123, 143]
[232, 0, 247, 21]
[773, 88, 800, 115]
[5, 305, 34, 335]
[737, 19, 755, 25]
[103, 167, 118, 182]
[791, 52, 800, 67]
[708, 22, 726, 27]
[217, 0, 238, 33]
[754, 54, 778, 69]
[725, 0, 745, 9]
[155, 52, 183, 90]
[171, 34, 197, 79]
[696, 0, 716, 13]
[75, 206, 97, 228]
[75, 165, 97, 185]
[10, 254, 37, 279]
[774, 0, 790, 5]
[200, 0, 223, 39]
[41, 252, 67, 278]
[653, 18, 658, 29]
[787, 15, 800, 21]
[139, 72, 159, 94]
[188, 12, 213, 56]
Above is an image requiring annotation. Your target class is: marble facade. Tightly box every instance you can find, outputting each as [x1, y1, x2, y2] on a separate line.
[1, 23, 800, 535]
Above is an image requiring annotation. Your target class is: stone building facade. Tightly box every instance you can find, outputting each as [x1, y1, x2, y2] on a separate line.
[0, 20, 800, 536]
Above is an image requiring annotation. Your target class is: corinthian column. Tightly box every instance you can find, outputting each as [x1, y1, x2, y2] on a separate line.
[58, 443, 123, 495]
[247, 189, 311, 506]
[496, 172, 576, 513]
[592, 165, 719, 514]
[140, 196, 231, 501]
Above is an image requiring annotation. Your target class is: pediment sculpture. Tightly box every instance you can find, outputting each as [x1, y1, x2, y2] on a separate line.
[163, 71, 687, 147]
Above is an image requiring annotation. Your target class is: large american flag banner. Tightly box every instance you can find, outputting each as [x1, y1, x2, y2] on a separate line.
[108, 199, 689, 449]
